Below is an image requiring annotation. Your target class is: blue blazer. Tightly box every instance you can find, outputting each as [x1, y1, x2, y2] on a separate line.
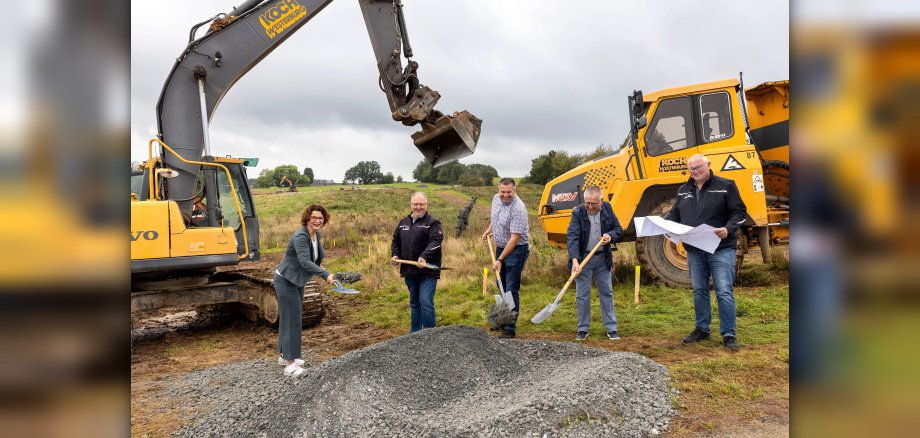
[276, 227, 329, 288]
[566, 201, 623, 270]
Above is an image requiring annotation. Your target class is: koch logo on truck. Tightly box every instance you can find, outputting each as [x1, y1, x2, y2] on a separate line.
[259, 0, 307, 39]
[659, 157, 687, 172]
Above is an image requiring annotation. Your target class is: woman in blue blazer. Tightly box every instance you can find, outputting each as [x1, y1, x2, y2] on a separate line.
[274, 204, 334, 377]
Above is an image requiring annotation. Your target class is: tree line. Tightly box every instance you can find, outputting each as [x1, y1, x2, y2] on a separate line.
[247, 143, 614, 189]
[412, 160, 498, 186]
[253, 165, 313, 188]
[522, 144, 615, 185]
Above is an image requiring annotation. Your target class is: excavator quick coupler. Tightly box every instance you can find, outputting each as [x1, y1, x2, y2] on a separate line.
[411, 110, 482, 168]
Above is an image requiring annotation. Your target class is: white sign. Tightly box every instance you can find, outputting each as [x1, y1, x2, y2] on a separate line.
[752, 173, 764, 193]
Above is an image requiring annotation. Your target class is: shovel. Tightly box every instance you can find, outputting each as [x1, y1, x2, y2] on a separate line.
[392, 259, 452, 270]
[487, 235, 515, 310]
[531, 238, 606, 324]
[330, 279, 360, 294]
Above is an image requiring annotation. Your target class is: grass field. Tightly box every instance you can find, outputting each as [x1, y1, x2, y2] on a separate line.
[250, 182, 789, 435]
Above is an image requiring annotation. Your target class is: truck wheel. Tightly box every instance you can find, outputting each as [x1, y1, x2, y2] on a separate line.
[634, 202, 746, 288]
[636, 235, 692, 288]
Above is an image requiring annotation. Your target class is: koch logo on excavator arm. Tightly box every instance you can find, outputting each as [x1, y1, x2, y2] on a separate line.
[259, 0, 307, 39]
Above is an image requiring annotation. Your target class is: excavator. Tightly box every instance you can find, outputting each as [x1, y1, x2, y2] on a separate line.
[131, 0, 481, 325]
[279, 175, 297, 192]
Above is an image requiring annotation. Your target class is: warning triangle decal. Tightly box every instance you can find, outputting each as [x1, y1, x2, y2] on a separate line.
[721, 155, 746, 171]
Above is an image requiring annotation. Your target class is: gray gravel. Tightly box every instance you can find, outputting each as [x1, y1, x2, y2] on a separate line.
[171, 325, 675, 437]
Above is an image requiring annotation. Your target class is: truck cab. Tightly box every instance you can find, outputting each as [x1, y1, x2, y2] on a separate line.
[539, 78, 788, 287]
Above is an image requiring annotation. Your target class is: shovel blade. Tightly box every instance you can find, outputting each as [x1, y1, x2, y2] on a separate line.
[412, 110, 482, 167]
[332, 280, 360, 294]
[501, 291, 515, 310]
[530, 303, 558, 324]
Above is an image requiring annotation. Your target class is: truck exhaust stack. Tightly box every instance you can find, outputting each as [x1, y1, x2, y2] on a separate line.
[412, 110, 482, 167]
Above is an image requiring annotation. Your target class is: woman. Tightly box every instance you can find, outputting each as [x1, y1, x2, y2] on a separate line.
[273, 204, 334, 377]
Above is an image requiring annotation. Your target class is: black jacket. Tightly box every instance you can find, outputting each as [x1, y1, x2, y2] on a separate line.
[391, 212, 443, 279]
[664, 171, 747, 251]
[566, 201, 623, 270]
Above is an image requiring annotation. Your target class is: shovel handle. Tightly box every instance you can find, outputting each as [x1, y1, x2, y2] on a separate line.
[486, 235, 497, 263]
[394, 259, 424, 268]
[551, 239, 607, 304]
[485, 236, 507, 294]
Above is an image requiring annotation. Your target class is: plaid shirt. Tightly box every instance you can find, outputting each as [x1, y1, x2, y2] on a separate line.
[490, 194, 529, 247]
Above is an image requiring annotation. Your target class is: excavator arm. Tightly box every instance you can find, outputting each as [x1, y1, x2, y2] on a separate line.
[153, 0, 481, 217]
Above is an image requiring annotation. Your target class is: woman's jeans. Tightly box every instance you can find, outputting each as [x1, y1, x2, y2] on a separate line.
[274, 273, 304, 360]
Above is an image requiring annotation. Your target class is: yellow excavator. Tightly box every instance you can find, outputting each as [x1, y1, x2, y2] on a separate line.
[538, 76, 788, 288]
[279, 175, 297, 192]
[131, 0, 481, 325]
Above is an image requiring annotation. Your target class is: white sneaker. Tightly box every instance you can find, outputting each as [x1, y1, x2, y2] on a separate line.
[278, 356, 306, 366]
[283, 363, 305, 377]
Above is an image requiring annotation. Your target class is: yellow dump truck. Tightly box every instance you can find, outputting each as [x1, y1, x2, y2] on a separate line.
[538, 77, 789, 287]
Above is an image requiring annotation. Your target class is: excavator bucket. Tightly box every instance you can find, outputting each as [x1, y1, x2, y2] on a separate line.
[411, 110, 482, 167]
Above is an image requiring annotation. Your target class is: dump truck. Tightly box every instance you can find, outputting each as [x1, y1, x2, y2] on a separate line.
[538, 76, 789, 288]
[131, 0, 481, 325]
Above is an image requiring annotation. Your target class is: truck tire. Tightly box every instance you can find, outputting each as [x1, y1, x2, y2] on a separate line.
[635, 201, 745, 288]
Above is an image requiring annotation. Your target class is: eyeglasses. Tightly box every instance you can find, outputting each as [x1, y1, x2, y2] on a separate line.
[688, 165, 706, 172]
[309, 216, 325, 221]
[584, 201, 600, 206]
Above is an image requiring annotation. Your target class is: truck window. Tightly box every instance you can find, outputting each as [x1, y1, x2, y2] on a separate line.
[645, 97, 696, 156]
[699, 91, 734, 143]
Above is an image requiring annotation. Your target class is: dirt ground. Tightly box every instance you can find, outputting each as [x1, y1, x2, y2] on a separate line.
[130, 251, 788, 437]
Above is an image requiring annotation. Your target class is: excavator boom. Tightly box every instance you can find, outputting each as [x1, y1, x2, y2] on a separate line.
[154, 0, 480, 217]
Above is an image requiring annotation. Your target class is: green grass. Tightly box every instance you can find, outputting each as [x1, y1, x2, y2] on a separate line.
[250, 183, 789, 433]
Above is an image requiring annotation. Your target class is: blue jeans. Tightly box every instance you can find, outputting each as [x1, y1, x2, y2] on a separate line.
[496, 244, 530, 332]
[687, 247, 737, 338]
[405, 277, 437, 332]
[274, 273, 304, 361]
[574, 256, 618, 333]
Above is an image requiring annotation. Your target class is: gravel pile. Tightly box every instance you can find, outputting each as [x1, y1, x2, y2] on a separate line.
[333, 271, 363, 284]
[172, 325, 675, 437]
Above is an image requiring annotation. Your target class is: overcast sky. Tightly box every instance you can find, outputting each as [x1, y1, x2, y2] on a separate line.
[131, 0, 789, 181]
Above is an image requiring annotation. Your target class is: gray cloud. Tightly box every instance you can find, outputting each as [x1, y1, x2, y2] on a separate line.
[132, 0, 789, 180]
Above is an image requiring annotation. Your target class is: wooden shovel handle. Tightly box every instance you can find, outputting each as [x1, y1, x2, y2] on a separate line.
[486, 235, 497, 264]
[485, 235, 505, 290]
[551, 239, 606, 304]
[394, 259, 430, 269]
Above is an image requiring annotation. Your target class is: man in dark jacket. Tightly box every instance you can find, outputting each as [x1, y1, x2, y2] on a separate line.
[567, 185, 624, 341]
[665, 154, 747, 351]
[390, 192, 443, 332]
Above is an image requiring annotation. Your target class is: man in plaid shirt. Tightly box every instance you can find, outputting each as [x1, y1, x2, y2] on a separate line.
[481, 178, 530, 338]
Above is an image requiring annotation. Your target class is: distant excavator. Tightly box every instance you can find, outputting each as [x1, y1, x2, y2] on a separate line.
[279, 175, 297, 192]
